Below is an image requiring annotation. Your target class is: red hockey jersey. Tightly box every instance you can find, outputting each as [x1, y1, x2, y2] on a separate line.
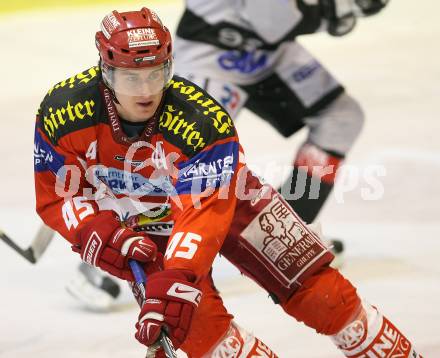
[34, 66, 240, 277]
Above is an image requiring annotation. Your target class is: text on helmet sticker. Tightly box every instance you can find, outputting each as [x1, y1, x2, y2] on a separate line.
[101, 12, 121, 39]
[127, 28, 159, 48]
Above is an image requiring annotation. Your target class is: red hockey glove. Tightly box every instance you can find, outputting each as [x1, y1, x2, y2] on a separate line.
[135, 269, 202, 349]
[72, 211, 158, 281]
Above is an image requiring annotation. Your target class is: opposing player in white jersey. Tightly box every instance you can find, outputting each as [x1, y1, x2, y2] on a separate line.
[68, 0, 391, 313]
[174, 0, 388, 238]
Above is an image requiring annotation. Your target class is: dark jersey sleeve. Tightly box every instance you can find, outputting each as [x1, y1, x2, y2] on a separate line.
[34, 67, 102, 243]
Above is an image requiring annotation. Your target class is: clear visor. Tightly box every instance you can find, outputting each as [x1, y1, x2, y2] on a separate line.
[101, 60, 173, 97]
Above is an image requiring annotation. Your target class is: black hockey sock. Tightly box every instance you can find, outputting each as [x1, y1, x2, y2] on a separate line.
[279, 166, 334, 224]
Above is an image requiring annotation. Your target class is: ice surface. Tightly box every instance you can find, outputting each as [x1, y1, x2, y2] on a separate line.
[0, 0, 439, 357]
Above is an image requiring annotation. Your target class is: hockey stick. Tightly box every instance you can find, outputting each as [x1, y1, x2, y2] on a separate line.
[129, 260, 178, 358]
[0, 224, 55, 264]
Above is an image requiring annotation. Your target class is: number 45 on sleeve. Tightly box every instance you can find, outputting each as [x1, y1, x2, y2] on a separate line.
[165, 232, 202, 260]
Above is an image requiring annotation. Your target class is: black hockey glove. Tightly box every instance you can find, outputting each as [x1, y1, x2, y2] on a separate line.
[320, 0, 389, 36]
[320, 0, 357, 37]
[353, 0, 389, 17]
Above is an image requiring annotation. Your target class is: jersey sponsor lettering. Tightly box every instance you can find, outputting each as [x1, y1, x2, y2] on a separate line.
[292, 60, 321, 82]
[92, 165, 175, 197]
[100, 86, 120, 133]
[41, 98, 96, 140]
[114, 155, 143, 168]
[218, 49, 268, 74]
[169, 78, 235, 136]
[159, 104, 207, 151]
[176, 141, 238, 194]
[216, 28, 268, 74]
[34, 129, 65, 173]
[47, 67, 100, 96]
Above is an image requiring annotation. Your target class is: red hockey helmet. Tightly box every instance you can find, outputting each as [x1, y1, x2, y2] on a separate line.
[96, 8, 173, 96]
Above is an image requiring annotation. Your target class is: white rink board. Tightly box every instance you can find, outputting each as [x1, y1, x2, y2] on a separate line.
[0, 1, 439, 357]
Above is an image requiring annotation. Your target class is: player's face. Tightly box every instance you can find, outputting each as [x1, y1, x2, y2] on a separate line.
[115, 87, 163, 122]
[113, 66, 166, 122]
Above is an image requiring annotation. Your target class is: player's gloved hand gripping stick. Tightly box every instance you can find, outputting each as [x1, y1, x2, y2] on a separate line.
[129, 260, 177, 358]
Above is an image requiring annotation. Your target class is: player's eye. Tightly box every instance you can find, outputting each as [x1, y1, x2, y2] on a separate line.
[126, 76, 139, 82]
[148, 70, 162, 81]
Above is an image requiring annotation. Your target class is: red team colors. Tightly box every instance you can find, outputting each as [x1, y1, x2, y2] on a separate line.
[33, 7, 422, 358]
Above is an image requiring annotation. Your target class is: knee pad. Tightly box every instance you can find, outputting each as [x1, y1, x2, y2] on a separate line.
[203, 321, 278, 358]
[281, 266, 361, 335]
[305, 93, 365, 155]
[222, 171, 334, 303]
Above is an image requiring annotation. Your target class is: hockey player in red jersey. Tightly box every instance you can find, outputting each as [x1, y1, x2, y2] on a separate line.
[34, 7, 421, 358]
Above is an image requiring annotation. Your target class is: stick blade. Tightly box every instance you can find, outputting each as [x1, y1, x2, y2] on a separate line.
[0, 231, 37, 264]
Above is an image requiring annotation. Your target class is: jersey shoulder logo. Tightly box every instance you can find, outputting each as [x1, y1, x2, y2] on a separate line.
[160, 76, 236, 156]
[38, 67, 103, 144]
[46, 66, 101, 97]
